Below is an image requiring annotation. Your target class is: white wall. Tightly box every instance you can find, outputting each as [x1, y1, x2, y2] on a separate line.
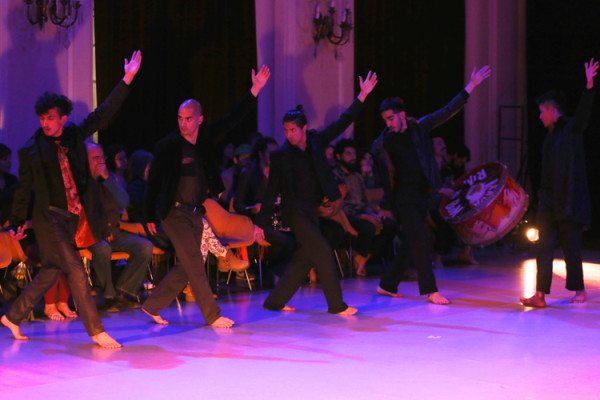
[255, 0, 355, 144]
[0, 0, 94, 174]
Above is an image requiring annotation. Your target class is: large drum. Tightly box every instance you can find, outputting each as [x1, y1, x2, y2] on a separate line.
[439, 162, 529, 247]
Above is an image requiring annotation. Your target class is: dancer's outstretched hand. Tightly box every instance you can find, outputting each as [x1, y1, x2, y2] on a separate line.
[358, 70, 378, 102]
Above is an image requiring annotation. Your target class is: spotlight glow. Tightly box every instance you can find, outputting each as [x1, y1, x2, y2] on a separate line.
[526, 228, 539, 242]
[521, 259, 600, 298]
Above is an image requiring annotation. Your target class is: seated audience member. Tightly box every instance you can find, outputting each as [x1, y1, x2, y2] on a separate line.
[105, 144, 129, 189]
[44, 273, 77, 320]
[125, 149, 155, 224]
[233, 137, 295, 279]
[430, 137, 477, 266]
[220, 143, 253, 209]
[248, 131, 264, 149]
[359, 150, 380, 189]
[325, 144, 337, 170]
[87, 142, 153, 312]
[333, 139, 398, 276]
[218, 142, 235, 173]
[446, 142, 471, 180]
[0, 144, 18, 226]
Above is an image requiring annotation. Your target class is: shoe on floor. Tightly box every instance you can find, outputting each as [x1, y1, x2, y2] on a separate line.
[115, 294, 141, 310]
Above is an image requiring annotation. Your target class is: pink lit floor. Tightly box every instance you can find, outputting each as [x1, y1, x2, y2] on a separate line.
[2, 246, 600, 399]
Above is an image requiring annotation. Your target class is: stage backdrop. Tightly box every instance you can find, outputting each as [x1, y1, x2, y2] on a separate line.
[94, 0, 257, 155]
[353, 0, 465, 151]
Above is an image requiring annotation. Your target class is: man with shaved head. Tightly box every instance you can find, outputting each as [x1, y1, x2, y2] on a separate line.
[142, 65, 271, 328]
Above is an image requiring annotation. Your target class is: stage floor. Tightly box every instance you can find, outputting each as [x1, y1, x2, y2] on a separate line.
[2, 246, 600, 399]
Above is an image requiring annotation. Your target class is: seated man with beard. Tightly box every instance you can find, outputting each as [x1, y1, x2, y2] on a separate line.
[332, 139, 397, 277]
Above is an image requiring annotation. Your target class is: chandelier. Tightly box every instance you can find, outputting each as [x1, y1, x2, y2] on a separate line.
[24, 0, 81, 30]
[312, 1, 353, 58]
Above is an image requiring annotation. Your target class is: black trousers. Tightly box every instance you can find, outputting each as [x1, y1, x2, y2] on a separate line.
[142, 208, 221, 325]
[262, 227, 295, 277]
[536, 206, 585, 294]
[264, 207, 348, 313]
[379, 201, 438, 295]
[6, 208, 105, 336]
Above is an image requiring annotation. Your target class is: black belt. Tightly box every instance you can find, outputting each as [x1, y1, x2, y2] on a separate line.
[174, 202, 206, 214]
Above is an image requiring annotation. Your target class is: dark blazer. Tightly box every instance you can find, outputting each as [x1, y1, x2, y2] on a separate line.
[538, 88, 595, 227]
[372, 90, 469, 200]
[145, 91, 257, 222]
[9, 81, 131, 242]
[257, 98, 365, 228]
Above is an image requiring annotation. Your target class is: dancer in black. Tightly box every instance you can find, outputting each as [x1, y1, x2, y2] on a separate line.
[373, 65, 490, 305]
[521, 58, 598, 307]
[258, 71, 378, 315]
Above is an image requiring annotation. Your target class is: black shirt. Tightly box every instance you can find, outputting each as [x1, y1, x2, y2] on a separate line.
[385, 130, 429, 202]
[175, 139, 206, 206]
[290, 144, 323, 208]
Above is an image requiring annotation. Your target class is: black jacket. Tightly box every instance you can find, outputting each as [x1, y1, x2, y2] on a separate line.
[538, 88, 595, 226]
[9, 81, 131, 242]
[145, 91, 257, 222]
[372, 89, 469, 204]
[257, 97, 365, 228]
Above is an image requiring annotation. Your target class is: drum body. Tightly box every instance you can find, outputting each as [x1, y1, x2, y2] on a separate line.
[439, 162, 529, 247]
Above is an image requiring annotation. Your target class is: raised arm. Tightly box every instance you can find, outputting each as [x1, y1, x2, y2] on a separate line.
[122, 50, 142, 86]
[585, 58, 598, 89]
[357, 71, 378, 103]
[250, 65, 271, 97]
[319, 71, 378, 144]
[572, 58, 599, 134]
[464, 65, 491, 94]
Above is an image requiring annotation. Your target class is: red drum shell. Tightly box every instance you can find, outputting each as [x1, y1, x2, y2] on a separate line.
[439, 162, 529, 247]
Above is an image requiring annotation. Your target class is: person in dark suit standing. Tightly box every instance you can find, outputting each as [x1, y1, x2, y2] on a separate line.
[1, 50, 142, 348]
[373, 65, 490, 305]
[520, 59, 598, 307]
[141, 66, 271, 328]
[257, 71, 378, 315]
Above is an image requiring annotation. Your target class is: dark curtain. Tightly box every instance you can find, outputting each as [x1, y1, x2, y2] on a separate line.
[94, 0, 257, 154]
[354, 0, 465, 151]
[527, 0, 600, 238]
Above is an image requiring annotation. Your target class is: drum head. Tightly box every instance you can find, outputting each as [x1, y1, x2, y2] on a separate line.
[439, 162, 529, 247]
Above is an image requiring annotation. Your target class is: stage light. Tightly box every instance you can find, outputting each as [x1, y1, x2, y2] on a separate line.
[526, 227, 539, 242]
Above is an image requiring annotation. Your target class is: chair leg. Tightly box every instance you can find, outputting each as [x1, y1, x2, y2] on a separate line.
[82, 257, 93, 287]
[333, 249, 345, 278]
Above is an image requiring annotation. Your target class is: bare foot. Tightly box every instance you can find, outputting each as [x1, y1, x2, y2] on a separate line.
[44, 304, 65, 321]
[280, 305, 295, 312]
[428, 292, 451, 305]
[142, 308, 168, 325]
[336, 306, 358, 316]
[210, 316, 234, 328]
[520, 292, 546, 307]
[458, 246, 479, 265]
[309, 268, 317, 283]
[1, 315, 29, 340]
[56, 302, 77, 319]
[353, 254, 369, 277]
[91, 331, 121, 349]
[376, 286, 403, 298]
[569, 290, 587, 304]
